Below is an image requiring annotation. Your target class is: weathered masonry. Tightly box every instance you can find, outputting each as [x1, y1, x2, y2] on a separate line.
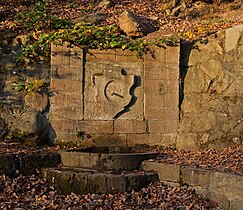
[49, 25, 243, 149]
[50, 45, 180, 147]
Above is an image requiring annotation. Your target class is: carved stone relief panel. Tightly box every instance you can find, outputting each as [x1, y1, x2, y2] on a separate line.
[84, 62, 143, 120]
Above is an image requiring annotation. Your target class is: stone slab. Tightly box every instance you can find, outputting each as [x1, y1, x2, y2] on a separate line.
[60, 150, 158, 171]
[50, 106, 83, 121]
[42, 167, 158, 194]
[210, 171, 243, 197]
[181, 166, 211, 188]
[141, 161, 180, 182]
[229, 197, 243, 210]
[126, 134, 149, 146]
[84, 61, 143, 120]
[148, 134, 177, 147]
[77, 120, 114, 134]
[114, 120, 146, 134]
[148, 120, 178, 134]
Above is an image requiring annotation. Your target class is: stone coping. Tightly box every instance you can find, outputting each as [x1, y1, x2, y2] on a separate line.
[59, 149, 158, 171]
[42, 167, 158, 194]
[141, 161, 243, 210]
[0, 152, 61, 177]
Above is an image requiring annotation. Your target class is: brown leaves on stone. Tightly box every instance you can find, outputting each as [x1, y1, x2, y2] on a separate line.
[157, 145, 243, 176]
[0, 175, 221, 209]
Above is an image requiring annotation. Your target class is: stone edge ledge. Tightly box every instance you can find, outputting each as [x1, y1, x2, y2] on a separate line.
[141, 161, 243, 210]
[0, 152, 61, 177]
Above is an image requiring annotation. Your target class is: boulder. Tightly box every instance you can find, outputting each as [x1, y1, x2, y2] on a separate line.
[118, 9, 147, 37]
[9, 110, 55, 146]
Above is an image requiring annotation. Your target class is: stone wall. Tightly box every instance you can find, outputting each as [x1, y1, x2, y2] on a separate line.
[50, 25, 243, 149]
[178, 25, 243, 149]
[142, 161, 243, 210]
[50, 45, 180, 147]
[0, 36, 53, 145]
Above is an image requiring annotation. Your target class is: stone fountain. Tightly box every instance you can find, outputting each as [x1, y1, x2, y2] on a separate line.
[43, 43, 180, 194]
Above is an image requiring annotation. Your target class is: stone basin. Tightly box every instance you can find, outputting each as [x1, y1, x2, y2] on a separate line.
[59, 147, 159, 171]
[42, 167, 158, 194]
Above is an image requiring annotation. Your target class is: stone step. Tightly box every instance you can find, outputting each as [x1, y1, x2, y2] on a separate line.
[59, 148, 159, 171]
[42, 167, 158, 195]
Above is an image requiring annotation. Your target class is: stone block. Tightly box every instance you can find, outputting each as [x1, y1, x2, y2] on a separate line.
[60, 151, 99, 169]
[114, 120, 146, 134]
[50, 119, 78, 132]
[225, 25, 243, 52]
[51, 66, 82, 80]
[51, 43, 83, 67]
[104, 174, 126, 193]
[89, 134, 127, 147]
[51, 79, 82, 93]
[201, 59, 223, 79]
[50, 106, 83, 121]
[145, 93, 178, 109]
[54, 132, 78, 143]
[50, 92, 82, 108]
[126, 134, 149, 146]
[49, 92, 66, 107]
[60, 150, 158, 171]
[145, 106, 179, 121]
[115, 51, 143, 63]
[184, 66, 206, 93]
[144, 46, 166, 62]
[188, 48, 201, 66]
[84, 61, 143, 120]
[144, 79, 179, 95]
[144, 65, 178, 81]
[56, 51, 72, 66]
[51, 44, 63, 53]
[141, 161, 180, 182]
[209, 191, 230, 210]
[43, 167, 158, 195]
[148, 134, 176, 146]
[176, 133, 199, 150]
[178, 116, 193, 133]
[192, 111, 216, 132]
[148, 120, 178, 134]
[210, 171, 243, 197]
[191, 186, 208, 196]
[229, 197, 243, 210]
[77, 120, 113, 134]
[51, 51, 63, 66]
[86, 49, 116, 62]
[181, 166, 211, 188]
[181, 93, 201, 113]
[165, 46, 180, 65]
[69, 46, 83, 67]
